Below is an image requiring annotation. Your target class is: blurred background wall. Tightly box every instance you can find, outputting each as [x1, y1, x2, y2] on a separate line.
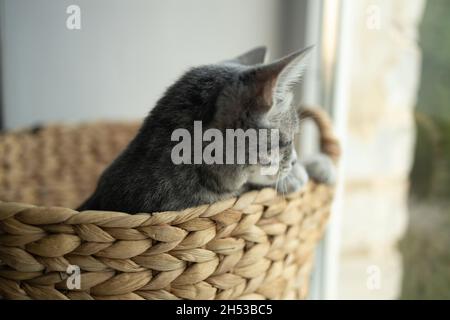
[0, 0, 307, 130]
[337, 0, 425, 299]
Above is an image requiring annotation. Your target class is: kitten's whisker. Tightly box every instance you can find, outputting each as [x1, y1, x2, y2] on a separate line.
[280, 176, 288, 200]
[275, 171, 281, 193]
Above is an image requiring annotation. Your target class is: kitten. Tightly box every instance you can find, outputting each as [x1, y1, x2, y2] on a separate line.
[78, 46, 335, 213]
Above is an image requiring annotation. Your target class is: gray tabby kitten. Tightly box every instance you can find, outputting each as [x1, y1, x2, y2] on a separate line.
[78, 47, 335, 214]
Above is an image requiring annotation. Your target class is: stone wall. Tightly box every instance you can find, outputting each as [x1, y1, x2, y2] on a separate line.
[338, 0, 426, 299]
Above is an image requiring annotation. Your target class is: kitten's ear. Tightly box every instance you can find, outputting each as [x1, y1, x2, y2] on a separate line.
[223, 46, 268, 66]
[245, 46, 313, 111]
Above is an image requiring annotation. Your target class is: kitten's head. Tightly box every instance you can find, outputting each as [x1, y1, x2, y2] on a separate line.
[160, 46, 312, 184]
[217, 47, 312, 183]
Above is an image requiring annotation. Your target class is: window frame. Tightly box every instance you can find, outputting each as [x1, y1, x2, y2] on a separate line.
[303, 0, 352, 300]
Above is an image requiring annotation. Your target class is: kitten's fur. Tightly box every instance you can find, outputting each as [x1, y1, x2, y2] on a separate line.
[78, 47, 335, 213]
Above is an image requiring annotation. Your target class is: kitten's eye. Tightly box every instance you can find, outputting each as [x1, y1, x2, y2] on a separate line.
[275, 97, 284, 105]
[279, 140, 292, 148]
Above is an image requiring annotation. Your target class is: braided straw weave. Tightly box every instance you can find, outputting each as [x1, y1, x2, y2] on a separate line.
[0, 107, 340, 300]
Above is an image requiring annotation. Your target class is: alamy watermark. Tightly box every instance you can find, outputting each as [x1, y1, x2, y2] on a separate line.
[66, 5, 81, 30]
[171, 121, 281, 176]
[66, 264, 81, 290]
[366, 5, 381, 31]
[366, 265, 382, 290]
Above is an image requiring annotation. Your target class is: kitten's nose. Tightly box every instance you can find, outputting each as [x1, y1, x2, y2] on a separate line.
[290, 151, 298, 167]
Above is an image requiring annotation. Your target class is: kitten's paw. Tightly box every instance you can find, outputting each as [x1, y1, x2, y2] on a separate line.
[277, 164, 309, 194]
[304, 154, 336, 185]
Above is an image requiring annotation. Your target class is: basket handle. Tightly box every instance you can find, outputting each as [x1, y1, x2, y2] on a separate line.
[298, 106, 341, 163]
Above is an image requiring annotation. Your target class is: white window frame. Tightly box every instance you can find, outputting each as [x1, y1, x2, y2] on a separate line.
[303, 0, 352, 300]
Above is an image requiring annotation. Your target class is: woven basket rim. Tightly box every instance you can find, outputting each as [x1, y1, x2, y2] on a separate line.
[0, 182, 322, 217]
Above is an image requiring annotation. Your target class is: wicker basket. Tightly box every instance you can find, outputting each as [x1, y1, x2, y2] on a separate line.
[0, 107, 339, 300]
